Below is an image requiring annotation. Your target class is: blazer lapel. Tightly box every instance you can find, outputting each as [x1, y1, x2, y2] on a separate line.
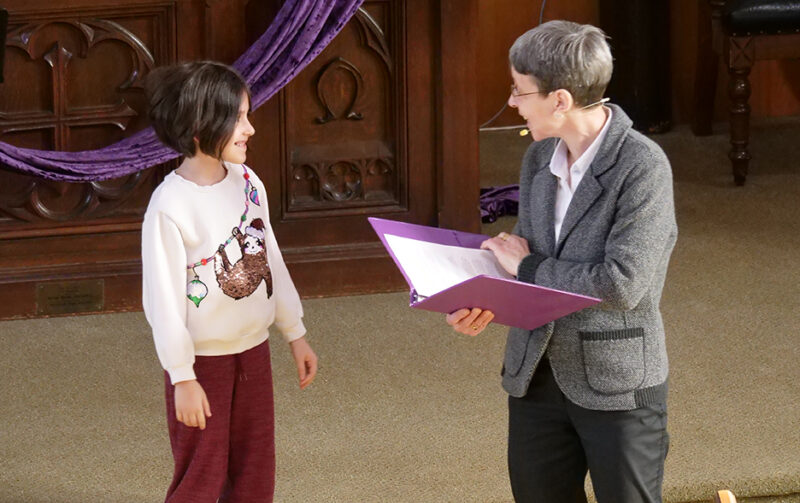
[555, 174, 602, 255]
[554, 104, 633, 255]
[529, 169, 557, 255]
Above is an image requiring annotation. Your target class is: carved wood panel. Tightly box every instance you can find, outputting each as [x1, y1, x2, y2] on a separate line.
[241, 0, 449, 296]
[0, 0, 479, 316]
[0, 4, 175, 231]
[282, 2, 404, 217]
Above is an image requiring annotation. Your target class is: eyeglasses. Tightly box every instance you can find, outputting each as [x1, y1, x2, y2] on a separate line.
[510, 84, 549, 98]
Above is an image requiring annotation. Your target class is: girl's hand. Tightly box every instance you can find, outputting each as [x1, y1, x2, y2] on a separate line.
[289, 337, 318, 389]
[174, 379, 212, 430]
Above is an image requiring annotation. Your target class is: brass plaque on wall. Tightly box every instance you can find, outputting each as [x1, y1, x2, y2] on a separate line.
[36, 279, 105, 316]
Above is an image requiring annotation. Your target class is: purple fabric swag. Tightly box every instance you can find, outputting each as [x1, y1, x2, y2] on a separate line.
[0, 0, 363, 182]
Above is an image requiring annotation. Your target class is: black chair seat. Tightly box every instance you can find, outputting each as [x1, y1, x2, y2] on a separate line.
[723, 0, 800, 36]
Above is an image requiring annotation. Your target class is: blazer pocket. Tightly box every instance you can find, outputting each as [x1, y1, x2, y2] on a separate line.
[580, 328, 645, 394]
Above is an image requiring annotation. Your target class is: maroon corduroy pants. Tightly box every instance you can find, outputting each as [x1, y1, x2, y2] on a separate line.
[163, 339, 275, 503]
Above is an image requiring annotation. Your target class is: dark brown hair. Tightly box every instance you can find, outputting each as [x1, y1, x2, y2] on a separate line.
[145, 61, 251, 159]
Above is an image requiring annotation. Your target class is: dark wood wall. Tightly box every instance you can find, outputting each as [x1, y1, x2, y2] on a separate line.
[0, 0, 182, 319]
[477, 0, 800, 128]
[0, 0, 479, 319]
[259, 1, 434, 296]
[477, 0, 597, 128]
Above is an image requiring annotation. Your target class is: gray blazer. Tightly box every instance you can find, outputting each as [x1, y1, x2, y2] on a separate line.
[502, 104, 677, 411]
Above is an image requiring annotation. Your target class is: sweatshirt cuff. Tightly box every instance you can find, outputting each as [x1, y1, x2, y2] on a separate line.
[167, 364, 196, 385]
[279, 320, 307, 343]
[516, 252, 547, 284]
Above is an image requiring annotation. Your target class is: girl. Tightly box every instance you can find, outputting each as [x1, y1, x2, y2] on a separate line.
[142, 61, 317, 502]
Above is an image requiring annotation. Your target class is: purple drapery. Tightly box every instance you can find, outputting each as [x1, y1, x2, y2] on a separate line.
[480, 184, 520, 223]
[0, 0, 363, 182]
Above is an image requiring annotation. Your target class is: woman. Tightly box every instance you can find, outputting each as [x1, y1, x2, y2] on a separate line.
[448, 21, 677, 503]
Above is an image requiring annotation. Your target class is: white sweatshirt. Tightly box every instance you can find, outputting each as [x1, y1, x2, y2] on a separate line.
[142, 163, 306, 384]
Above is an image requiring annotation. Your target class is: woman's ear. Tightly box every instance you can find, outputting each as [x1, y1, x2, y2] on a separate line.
[552, 89, 574, 117]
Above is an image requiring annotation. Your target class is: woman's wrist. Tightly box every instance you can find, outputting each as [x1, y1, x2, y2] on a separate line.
[516, 252, 547, 283]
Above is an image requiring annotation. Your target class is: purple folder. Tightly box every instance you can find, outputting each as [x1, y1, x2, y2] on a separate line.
[368, 217, 601, 330]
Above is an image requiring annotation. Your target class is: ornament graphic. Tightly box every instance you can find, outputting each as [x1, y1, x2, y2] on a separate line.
[187, 272, 208, 307]
[249, 185, 260, 206]
[185, 166, 259, 305]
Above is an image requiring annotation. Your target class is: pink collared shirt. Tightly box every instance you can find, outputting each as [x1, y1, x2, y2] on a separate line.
[549, 107, 613, 242]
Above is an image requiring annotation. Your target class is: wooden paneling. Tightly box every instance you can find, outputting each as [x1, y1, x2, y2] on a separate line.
[0, 5, 173, 229]
[249, 0, 479, 298]
[0, 4, 174, 221]
[477, 0, 800, 128]
[0, 1, 178, 319]
[282, 4, 406, 218]
[0, 0, 480, 317]
[251, 0, 421, 296]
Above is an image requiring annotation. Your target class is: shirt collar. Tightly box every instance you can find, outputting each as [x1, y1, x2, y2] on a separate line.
[548, 106, 613, 180]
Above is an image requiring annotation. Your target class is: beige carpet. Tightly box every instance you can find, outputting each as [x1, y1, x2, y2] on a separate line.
[1, 118, 799, 502]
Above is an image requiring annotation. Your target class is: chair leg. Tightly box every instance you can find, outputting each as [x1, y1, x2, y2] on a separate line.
[692, 0, 718, 136]
[728, 65, 751, 186]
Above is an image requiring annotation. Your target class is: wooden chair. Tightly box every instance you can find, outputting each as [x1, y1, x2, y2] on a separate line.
[714, 489, 738, 503]
[692, 0, 800, 185]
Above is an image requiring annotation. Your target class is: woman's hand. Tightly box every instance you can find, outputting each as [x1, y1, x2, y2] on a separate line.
[289, 336, 318, 389]
[446, 307, 495, 336]
[481, 231, 530, 276]
[174, 379, 212, 430]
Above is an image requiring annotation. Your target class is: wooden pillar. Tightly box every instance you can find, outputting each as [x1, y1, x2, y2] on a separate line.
[437, 0, 480, 233]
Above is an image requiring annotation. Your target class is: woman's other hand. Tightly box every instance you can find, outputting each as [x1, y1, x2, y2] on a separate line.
[446, 307, 495, 336]
[481, 231, 530, 276]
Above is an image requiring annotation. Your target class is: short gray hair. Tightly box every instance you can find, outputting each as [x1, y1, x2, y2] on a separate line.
[509, 21, 612, 107]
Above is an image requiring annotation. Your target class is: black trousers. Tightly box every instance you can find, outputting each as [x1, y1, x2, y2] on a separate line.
[508, 358, 669, 503]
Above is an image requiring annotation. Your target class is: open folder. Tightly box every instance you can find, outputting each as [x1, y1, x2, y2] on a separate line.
[368, 217, 601, 330]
